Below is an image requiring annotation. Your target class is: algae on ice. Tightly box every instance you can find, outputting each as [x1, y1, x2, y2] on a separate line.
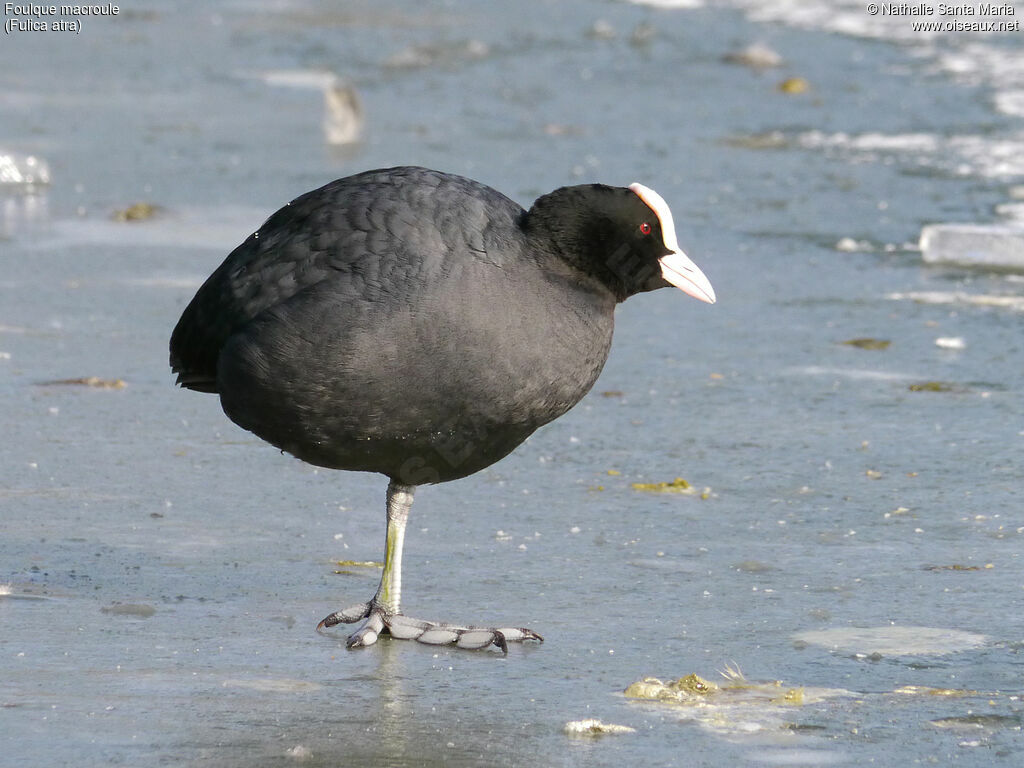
[624, 668, 806, 708]
[630, 477, 711, 498]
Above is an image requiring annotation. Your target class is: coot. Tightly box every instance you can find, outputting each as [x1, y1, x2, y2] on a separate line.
[170, 166, 714, 652]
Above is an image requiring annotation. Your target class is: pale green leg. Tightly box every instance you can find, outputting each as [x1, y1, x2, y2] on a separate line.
[316, 480, 543, 653]
[369, 481, 413, 617]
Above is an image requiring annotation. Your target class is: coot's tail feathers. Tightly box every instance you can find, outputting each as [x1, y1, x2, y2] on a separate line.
[169, 265, 245, 394]
[173, 370, 219, 393]
[168, 182, 337, 393]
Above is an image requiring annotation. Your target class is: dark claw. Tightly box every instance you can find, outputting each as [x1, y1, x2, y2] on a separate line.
[498, 627, 544, 644]
[316, 613, 344, 632]
[317, 602, 372, 634]
[492, 631, 509, 654]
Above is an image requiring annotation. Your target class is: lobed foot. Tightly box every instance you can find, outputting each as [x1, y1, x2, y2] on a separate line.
[316, 602, 543, 653]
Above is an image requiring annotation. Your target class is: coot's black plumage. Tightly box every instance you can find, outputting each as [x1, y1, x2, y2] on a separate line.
[171, 166, 714, 651]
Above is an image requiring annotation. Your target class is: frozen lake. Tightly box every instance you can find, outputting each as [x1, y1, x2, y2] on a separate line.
[2, 1, 1023, 765]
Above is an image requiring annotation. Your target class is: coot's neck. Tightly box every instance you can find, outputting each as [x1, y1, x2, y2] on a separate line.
[521, 185, 659, 302]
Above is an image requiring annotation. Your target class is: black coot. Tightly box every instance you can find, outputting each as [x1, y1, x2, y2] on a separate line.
[170, 166, 714, 652]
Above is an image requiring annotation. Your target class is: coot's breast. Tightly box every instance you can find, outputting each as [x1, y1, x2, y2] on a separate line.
[218, 257, 614, 482]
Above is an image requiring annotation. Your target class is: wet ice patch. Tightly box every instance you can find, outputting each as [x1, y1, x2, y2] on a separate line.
[629, 558, 700, 574]
[934, 42, 1024, 103]
[745, 748, 849, 766]
[0, 584, 50, 601]
[793, 626, 987, 656]
[384, 39, 490, 69]
[100, 603, 156, 618]
[995, 90, 1024, 118]
[786, 366, 915, 382]
[930, 714, 1022, 731]
[22, 205, 266, 253]
[942, 135, 1024, 180]
[798, 131, 940, 154]
[222, 679, 323, 694]
[887, 291, 1024, 313]
[244, 69, 340, 90]
[995, 201, 1024, 222]
[38, 376, 126, 389]
[796, 130, 1024, 180]
[626, 0, 703, 8]
[118, 276, 207, 289]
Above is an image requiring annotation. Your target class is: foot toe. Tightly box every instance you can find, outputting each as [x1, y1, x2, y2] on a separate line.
[456, 629, 500, 650]
[416, 627, 462, 645]
[345, 611, 385, 648]
[495, 627, 544, 643]
[316, 602, 371, 632]
[318, 602, 541, 652]
[387, 614, 430, 640]
[345, 627, 378, 647]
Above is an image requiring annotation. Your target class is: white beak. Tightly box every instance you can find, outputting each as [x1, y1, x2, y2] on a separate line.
[629, 182, 716, 304]
[659, 249, 716, 304]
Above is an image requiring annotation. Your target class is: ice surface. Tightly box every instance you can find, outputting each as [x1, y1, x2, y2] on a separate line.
[22, 205, 268, 253]
[796, 131, 1024, 179]
[247, 69, 341, 90]
[794, 627, 988, 656]
[920, 223, 1024, 270]
[888, 290, 1024, 312]
[630, 1, 1024, 182]
[4, 2, 1024, 767]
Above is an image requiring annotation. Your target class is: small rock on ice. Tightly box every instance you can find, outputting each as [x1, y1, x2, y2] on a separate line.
[835, 237, 873, 252]
[564, 719, 636, 736]
[723, 43, 783, 68]
[286, 745, 313, 761]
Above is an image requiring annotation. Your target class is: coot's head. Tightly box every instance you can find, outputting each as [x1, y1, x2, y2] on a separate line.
[525, 182, 715, 304]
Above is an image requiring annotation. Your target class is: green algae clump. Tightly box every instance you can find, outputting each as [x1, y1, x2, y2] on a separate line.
[908, 381, 956, 392]
[631, 477, 694, 494]
[625, 667, 807, 709]
[841, 338, 891, 350]
[624, 674, 718, 702]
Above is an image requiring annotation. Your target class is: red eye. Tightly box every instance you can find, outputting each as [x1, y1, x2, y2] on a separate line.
[639, 222, 651, 235]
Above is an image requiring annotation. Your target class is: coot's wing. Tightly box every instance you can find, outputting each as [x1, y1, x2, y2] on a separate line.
[169, 167, 524, 392]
